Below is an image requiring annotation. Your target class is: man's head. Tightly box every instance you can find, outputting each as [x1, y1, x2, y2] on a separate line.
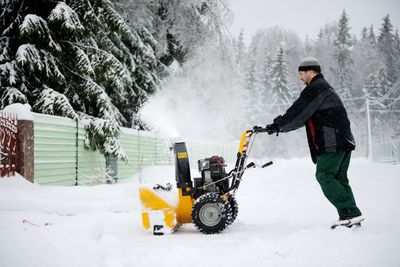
[298, 57, 321, 85]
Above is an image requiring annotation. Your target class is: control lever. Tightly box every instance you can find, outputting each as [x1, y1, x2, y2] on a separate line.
[262, 161, 273, 168]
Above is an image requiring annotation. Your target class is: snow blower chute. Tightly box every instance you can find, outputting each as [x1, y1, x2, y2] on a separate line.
[139, 127, 272, 235]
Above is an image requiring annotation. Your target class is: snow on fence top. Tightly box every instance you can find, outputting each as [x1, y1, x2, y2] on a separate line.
[3, 103, 33, 121]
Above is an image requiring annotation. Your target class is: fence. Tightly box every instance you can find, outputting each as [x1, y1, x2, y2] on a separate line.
[372, 141, 399, 164]
[342, 96, 400, 164]
[16, 107, 400, 185]
[258, 95, 400, 163]
[34, 113, 104, 185]
[0, 112, 18, 177]
[33, 113, 237, 185]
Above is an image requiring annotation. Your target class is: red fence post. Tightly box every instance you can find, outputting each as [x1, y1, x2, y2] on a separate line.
[1, 104, 34, 182]
[0, 112, 18, 177]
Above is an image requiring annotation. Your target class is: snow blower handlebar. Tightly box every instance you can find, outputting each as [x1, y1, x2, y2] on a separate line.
[228, 129, 273, 194]
[253, 125, 280, 136]
[252, 126, 267, 133]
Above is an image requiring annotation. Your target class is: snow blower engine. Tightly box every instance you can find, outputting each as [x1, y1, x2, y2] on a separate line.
[139, 127, 273, 235]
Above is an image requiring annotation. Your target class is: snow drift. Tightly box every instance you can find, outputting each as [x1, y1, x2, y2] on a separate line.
[0, 159, 399, 267]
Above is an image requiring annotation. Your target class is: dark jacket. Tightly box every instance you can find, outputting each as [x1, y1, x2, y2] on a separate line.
[273, 73, 355, 163]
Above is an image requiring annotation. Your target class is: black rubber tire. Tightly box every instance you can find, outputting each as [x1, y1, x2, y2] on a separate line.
[191, 192, 231, 234]
[227, 196, 238, 225]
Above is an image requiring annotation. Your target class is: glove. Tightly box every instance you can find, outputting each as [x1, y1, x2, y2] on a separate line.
[252, 125, 265, 132]
[265, 123, 280, 135]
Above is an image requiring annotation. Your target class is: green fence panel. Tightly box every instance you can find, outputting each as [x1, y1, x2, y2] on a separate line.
[118, 128, 141, 180]
[33, 113, 77, 185]
[34, 113, 106, 185]
[117, 129, 174, 180]
[76, 121, 106, 185]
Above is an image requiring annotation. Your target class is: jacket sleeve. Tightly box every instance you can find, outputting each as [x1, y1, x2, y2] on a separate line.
[273, 87, 331, 132]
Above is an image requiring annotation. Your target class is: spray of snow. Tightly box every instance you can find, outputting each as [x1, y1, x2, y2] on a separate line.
[140, 43, 245, 142]
[140, 94, 181, 139]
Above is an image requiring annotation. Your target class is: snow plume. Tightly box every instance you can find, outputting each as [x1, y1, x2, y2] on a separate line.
[140, 42, 246, 142]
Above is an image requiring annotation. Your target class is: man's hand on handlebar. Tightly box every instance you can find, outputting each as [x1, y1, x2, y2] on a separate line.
[252, 125, 265, 132]
[253, 124, 281, 135]
[265, 123, 280, 135]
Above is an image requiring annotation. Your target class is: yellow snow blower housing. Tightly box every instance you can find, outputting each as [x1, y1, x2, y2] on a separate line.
[139, 128, 273, 235]
[139, 141, 194, 235]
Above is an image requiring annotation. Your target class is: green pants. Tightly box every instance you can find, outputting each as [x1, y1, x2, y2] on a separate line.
[316, 151, 362, 219]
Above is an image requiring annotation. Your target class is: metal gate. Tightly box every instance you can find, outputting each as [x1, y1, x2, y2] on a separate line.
[0, 112, 18, 177]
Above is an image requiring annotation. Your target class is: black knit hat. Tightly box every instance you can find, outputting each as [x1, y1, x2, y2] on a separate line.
[298, 57, 321, 72]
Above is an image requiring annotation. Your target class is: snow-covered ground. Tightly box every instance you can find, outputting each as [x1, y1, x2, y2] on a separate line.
[1, 158, 399, 267]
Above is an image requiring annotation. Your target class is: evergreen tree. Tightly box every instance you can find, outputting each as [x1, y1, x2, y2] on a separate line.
[363, 67, 393, 114]
[114, 0, 231, 68]
[332, 10, 354, 99]
[313, 23, 337, 83]
[368, 25, 377, 48]
[395, 29, 400, 54]
[377, 14, 398, 83]
[361, 27, 368, 41]
[394, 29, 400, 77]
[363, 67, 396, 142]
[364, 70, 383, 106]
[244, 52, 260, 124]
[259, 50, 273, 113]
[0, 0, 160, 160]
[235, 29, 246, 67]
[270, 48, 291, 115]
[353, 24, 380, 99]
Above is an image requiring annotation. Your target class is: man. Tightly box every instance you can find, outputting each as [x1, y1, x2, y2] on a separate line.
[259, 57, 363, 228]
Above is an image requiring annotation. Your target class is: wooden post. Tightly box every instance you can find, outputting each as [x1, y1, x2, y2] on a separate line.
[0, 112, 18, 177]
[2, 104, 34, 182]
[15, 120, 34, 182]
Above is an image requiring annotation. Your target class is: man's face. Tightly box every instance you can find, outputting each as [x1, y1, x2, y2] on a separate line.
[298, 70, 315, 85]
[299, 71, 310, 85]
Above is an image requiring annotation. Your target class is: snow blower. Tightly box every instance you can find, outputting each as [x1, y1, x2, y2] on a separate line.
[139, 127, 272, 235]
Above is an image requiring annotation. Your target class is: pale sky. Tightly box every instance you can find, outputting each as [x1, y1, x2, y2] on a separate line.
[229, 0, 400, 43]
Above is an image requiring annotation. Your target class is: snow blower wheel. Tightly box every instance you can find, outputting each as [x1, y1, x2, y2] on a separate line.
[227, 196, 238, 225]
[192, 193, 232, 234]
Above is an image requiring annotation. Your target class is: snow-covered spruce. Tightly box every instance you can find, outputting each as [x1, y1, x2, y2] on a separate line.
[19, 14, 61, 52]
[48, 2, 84, 35]
[191, 192, 232, 234]
[33, 86, 77, 119]
[0, 0, 161, 160]
[0, 86, 27, 108]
